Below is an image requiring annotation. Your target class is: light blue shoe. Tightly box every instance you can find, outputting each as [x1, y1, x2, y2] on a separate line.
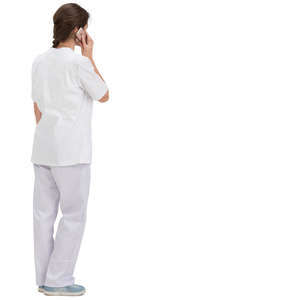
[38, 285, 45, 293]
[42, 284, 86, 296]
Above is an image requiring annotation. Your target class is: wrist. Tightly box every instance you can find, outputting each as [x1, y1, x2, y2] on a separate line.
[88, 57, 95, 66]
[83, 54, 93, 61]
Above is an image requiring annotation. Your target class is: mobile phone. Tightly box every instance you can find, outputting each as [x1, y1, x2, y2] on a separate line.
[76, 28, 84, 41]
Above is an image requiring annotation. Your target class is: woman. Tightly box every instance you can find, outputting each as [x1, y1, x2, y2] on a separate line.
[31, 3, 109, 296]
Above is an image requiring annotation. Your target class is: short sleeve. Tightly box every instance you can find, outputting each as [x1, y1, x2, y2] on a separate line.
[77, 57, 108, 101]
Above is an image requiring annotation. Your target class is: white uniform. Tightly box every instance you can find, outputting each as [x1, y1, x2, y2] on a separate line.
[31, 47, 107, 287]
[31, 47, 107, 166]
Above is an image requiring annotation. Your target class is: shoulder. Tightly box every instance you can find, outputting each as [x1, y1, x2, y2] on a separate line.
[32, 49, 51, 64]
[32, 49, 50, 71]
[71, 53, 93, 70]
[32, 55, 42, 70]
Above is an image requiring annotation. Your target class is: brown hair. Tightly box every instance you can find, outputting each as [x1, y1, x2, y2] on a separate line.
[52, 3, 89, 48]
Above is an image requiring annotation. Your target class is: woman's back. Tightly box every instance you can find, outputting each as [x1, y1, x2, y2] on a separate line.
[31, 47, 107, 166]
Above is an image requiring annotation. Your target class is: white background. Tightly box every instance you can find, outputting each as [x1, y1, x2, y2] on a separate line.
[0, 0, 299, 299]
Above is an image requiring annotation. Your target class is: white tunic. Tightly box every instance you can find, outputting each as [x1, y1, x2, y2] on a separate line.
[31, 47, 108, 166]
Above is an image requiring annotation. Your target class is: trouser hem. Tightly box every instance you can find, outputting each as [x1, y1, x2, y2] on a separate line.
[44, 279, 75, 288]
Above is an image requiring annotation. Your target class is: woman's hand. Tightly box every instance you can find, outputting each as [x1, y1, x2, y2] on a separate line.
[34, 102, 42, 124]
[79, 30, 107, 89]
[81, 31, 94, 59]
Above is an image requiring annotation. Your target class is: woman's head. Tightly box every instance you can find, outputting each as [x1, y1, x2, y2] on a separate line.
[52, 3, 89, 48]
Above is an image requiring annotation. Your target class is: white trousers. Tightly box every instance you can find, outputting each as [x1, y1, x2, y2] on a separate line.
[33, 164, 91, 287]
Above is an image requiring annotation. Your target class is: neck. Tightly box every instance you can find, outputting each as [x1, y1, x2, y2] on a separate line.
[57, 39, 75, 50]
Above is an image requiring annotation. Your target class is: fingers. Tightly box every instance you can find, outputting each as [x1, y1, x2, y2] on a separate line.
[80, 31, 93, 58]
[75, 37, 82, 47]
[81, 31, 87, 47]
[86, 32, 93, 45]
[86, 32, 91, 42]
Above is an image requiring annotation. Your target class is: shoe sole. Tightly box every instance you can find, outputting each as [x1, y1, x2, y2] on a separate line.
[38, 287, 45, 293]
[43, 290, 85, 296]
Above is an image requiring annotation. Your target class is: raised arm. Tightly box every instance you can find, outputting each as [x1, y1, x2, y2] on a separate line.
[81, 31, 109, 103]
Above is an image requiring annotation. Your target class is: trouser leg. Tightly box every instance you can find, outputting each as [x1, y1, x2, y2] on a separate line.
[33, 164, 60, 286]
[44, 164, 91, 287]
